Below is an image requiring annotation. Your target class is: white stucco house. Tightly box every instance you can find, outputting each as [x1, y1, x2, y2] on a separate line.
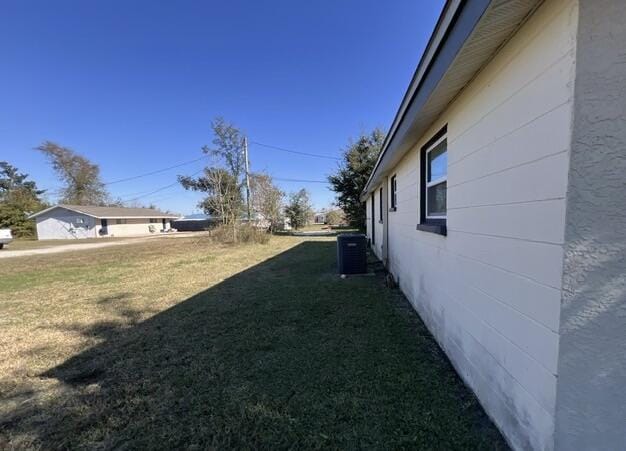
[313, 211, 327, 224]
[29, 205, 180, 240]
[362, 0, 625, 450]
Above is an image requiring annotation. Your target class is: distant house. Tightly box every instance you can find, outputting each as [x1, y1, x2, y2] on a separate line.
[29, 205, 179, 240]
[361, 0, 625, 450]
[313, 211, 326, 224]
[275, 216, 291, 231]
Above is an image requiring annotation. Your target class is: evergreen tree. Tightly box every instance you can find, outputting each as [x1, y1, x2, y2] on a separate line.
[328, 129, 384, 229]
[0, 161, 46, 237]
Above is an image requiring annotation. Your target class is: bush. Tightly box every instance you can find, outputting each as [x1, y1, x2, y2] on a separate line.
[210, 224, 270, 245]
[238, 224, 271, 244]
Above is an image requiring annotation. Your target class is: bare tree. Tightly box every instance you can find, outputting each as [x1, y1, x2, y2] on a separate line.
[36, 141, 109, 205]
[325, 209, 345, 226]
[250, 173, 284, 231]
[179, 118, 247, 241]
[203, 117, 246, 183]
[180, 167, 241, 227]
[284, 189, 313, 230]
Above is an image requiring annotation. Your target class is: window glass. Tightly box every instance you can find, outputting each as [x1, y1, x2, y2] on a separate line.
[427, 182, 447, 217]
[428, 141, 447, 182]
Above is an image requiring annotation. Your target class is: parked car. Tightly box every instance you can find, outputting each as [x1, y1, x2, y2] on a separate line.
[0, 228, 13, 249]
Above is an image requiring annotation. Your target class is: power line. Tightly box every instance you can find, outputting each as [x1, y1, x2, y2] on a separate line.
[104, 156, 206, 185]
[250, 140, 341, 161]
[120, 171, 328, 203]
[273, 176, 329, 184]
[122, 168, 204, 202]
[102, 138, 336, 188]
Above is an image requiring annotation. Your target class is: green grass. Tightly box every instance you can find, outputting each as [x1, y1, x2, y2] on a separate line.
[0, 236, 507, 449]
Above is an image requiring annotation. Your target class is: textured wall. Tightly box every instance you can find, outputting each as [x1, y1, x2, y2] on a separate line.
[365, 191, 384, 260]
[382, 0, 579, 448]
[35, 208, 96, 240]
[103, 218, 167, 237]
[554, 0, 626, 448]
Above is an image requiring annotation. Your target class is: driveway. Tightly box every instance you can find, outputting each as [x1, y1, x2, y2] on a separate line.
[0, 232, 205, 258]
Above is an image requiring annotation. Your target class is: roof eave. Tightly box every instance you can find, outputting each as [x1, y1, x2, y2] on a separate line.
[28, 205, 179, 219]
[361, 0, 543, 201]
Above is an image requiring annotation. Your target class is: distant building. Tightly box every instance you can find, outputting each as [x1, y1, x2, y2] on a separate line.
[171, 214, 217, 232]
[29, 205, 179, 240]
[313, 211, 327, 224]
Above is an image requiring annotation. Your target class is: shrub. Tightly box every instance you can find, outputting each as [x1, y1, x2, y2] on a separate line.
[210, 224, 270, 245]
[238, 224, 271, 244]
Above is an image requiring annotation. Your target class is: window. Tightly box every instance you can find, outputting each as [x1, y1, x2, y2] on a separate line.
[116, 219, 127, 225]
[426, 139, 447, 217]
[73, 217, 87, 228]
[379, 187, 383, 222]
[417, 126, 447, 235]
[150, 218, 159, 223]
[390, 175, 397, 210]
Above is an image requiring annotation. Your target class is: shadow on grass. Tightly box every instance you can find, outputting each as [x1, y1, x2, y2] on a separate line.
[1, 241, 507, 449]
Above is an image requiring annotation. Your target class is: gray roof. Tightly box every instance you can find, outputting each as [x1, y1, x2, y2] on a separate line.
[29, 204, 180, 219]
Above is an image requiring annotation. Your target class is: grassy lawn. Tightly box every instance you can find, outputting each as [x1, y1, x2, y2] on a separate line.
[0, 235, 506, 449]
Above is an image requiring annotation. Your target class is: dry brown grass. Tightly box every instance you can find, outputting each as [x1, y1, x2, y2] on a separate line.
[0, 235, 505, 449]
[0, 235, 303, 447]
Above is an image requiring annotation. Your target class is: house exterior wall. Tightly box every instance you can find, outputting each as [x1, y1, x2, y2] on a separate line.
[99, 218, 170, 237]
[35, 208, 97, 240]
[367, 0, 579, 448]
[365, 196, 372, 246]
[34, 208, 173, 240]
[366, 188, 384, 260]
[554, 0, 626, 448]
[374, 187, 384, 260]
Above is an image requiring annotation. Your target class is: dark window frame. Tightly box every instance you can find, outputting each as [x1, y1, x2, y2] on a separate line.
[378, 187, 383, 223]
[417, 125, 447, 236]
[390, 175, 397, 211]
[370, 192, 375, 245]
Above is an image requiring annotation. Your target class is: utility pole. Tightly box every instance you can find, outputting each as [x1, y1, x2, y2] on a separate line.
[244, 136, 251, 221]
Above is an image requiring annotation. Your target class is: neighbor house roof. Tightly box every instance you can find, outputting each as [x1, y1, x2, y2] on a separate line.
[29, 204, 180, 219]
[361, 0, 542, 200]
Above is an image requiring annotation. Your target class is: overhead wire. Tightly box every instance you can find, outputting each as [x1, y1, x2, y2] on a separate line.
[249, 140, 341, 161]
[104, 156, 206, 185]
[121, 168, 204, 202]
[99, 138, 336, 202]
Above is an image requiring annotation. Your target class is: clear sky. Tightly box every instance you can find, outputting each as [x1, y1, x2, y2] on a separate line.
[0, 0, 444, 214]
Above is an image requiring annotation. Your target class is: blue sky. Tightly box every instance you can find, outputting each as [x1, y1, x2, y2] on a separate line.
[0, 0, 443, 214]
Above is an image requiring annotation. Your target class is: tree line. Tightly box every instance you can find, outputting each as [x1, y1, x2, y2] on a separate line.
[177, 117, 316, 240]
[1, 119, 383, 238]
